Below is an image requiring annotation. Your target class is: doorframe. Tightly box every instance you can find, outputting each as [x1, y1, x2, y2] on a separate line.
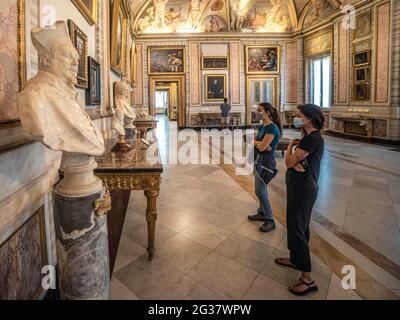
[246, 75, 280, 126]
[149, 75, 186, 127]
[154, 87, 171, 116]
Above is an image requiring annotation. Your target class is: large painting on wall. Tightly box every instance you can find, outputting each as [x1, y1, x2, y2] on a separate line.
[68, 20, 88, 89]
[71, 0, 98, 25]
[202, 56, 229, 70]
[148, 47, 185, 75]
[86, 57, 101, 105]
[111, 0, 129, 76]
[205, 74, 226, 102]
[246, 46, 280, 74]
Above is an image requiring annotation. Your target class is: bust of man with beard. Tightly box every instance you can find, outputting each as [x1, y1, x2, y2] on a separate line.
[18, 21, 105, 157]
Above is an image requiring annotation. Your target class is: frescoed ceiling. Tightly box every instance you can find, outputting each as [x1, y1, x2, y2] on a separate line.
[131, 0, 361, 34]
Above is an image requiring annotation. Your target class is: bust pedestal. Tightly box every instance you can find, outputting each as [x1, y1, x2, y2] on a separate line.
[53, 153, 110, 300]
[124, 117, 137, 140]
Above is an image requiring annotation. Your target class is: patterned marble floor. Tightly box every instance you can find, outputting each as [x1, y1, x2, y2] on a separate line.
[110, 117, 400, 300]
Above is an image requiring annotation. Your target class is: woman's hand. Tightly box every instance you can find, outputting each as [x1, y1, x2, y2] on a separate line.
[290, 139, 301, 147]
[293, 163, 305, 172]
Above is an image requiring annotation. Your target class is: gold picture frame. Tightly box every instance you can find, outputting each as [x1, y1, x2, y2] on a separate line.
[353, 50, 371, 67]
[353, 83, 369, 100]
[148, 47, 186, 75]
[205, 74, 227, 102]
[71, 0, 98, 25]
[201, 56, 229, 70]
[111, 0, 129, 76]
[68, 20, 89, 88]
[354, 67, 369, 83]
[245, 45, 280, 74]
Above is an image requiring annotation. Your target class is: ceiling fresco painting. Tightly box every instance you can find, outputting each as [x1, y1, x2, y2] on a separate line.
[132, 0, 361, 34]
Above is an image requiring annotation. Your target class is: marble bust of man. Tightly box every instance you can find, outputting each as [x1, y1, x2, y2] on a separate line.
[112, 80, 136, 136]
[18, 21, 105, 156]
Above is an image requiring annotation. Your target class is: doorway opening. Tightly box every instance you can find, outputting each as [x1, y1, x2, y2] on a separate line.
[149, 76, 186, 127]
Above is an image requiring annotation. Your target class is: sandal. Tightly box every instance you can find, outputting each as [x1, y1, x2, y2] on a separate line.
[289, 278, 318, 296]
[274, 258, 298, 270]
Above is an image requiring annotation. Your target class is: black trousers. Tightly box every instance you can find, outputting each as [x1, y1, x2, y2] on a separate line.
[286, 169, 318, 273]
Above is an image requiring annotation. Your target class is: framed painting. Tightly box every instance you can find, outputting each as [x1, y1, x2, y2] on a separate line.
[68, 20, 88, 88]
[111, 0, 129, 76]
[246, 46, 280, 74]
[86, 57, 101, 105]
[353, 50, 370, 67]
[354, 67, 368, 82]
[71, 0, 98, 25]
[205, 74, 226, 102]
[148, 47, 186, 75]
[202, 56, 229, 70]
[354, 83, 369, 100]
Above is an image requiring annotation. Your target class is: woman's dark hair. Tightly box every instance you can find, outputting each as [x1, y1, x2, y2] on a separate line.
[259, 102, 283, 135]
[297, 104, 325, 131]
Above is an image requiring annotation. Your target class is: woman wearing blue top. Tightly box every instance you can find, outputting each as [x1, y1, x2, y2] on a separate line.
[248, 103, 282, 233]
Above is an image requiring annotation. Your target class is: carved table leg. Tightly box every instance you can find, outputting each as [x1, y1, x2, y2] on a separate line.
[145, 190, 159, 260]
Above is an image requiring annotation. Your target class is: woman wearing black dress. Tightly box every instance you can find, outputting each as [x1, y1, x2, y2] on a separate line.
[275, 104, 325, 296]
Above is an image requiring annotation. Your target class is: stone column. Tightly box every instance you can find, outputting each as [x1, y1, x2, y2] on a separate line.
[53, 153, 111, 300]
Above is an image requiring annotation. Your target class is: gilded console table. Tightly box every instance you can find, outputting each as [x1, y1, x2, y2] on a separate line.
[95, 139, 163, 274]
[134, 117, 158, 139]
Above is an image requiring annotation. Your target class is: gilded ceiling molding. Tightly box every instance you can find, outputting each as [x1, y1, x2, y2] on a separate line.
[287, 0, 299, 31]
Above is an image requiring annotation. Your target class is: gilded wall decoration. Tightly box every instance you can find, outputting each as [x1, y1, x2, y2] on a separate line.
[304, 30, 332, 57]
[111, 0, 129, 76]
[71, 0, 98, 25]
[134, 43, 144, 105]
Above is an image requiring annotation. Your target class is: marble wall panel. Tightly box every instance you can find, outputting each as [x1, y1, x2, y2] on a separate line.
[285, 41, 298, 104]
[190, 42, 200, 105]
[230, 41, 240, 105]
[375, 2, 390, 103]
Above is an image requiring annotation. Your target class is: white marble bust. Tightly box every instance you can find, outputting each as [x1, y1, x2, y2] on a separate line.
[112, 80, 136, 136]
[17, 21, 105, 156]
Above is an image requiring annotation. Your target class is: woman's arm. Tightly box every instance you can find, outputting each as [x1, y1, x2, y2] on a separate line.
[255, 134, 275, 152]
[285, 139, 309, 169]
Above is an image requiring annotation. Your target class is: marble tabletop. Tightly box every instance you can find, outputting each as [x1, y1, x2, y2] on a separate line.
[95, 139, 163, 174]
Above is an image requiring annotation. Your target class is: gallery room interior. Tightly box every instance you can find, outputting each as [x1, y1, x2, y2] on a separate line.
[0, 0, 399, 302]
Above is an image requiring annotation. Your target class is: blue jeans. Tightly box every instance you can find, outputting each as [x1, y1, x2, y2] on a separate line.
[255, 173, 274, 222]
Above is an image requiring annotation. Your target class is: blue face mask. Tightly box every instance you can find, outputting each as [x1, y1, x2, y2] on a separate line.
[293, 117, 304, 129]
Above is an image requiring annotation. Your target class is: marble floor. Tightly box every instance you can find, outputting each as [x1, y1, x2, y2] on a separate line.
[110, 117, 400, 300]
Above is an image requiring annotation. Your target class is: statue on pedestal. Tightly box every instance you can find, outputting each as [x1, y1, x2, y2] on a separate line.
[111, 80, 137, 151]
[17, 21, 110, 300]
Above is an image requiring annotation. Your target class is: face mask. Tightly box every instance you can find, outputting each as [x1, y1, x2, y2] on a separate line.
[293, 117, 304, 129]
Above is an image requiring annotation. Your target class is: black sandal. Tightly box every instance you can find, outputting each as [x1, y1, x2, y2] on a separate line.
[289, 278, 318, 296]
[274, 258, 298, 270]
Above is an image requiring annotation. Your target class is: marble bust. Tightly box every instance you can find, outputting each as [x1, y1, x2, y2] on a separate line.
[18, 21, 105, 196]
[112, 80, 136, 136]
[18, 21, 105, 156]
